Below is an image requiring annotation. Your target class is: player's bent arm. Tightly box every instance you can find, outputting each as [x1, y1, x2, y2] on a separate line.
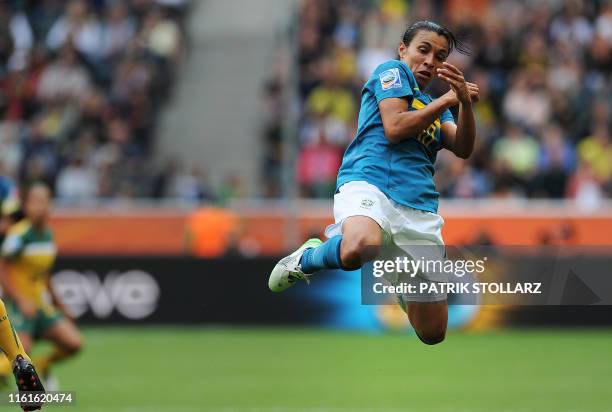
[379, 95, 454, 144]
[46, 275, 73, 320]
[0, 259, 31, 313]
[441, 102, 476, 159]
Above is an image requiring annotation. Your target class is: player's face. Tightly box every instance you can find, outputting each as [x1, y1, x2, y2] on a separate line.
[399, 30, 450, 88]
[25, 186, 51, 224]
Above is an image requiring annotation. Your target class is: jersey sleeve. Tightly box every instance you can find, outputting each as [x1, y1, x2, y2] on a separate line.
[1, 233, 24, 260]
[440, 108, 455, 124]
[373, 62, 414, 104]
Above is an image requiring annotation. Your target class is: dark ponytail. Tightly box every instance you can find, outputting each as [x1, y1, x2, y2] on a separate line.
[401, 20, 470, 56]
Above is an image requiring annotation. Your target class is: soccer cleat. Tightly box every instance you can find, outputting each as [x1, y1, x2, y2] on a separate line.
[12, 355, 45, 411]
[268, 238, 322, 292]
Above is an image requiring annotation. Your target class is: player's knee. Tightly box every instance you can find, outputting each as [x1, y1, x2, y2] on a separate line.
[64, 335, 84, 355]
[415, 327, 446, 345]
[340, 231, 382, 268]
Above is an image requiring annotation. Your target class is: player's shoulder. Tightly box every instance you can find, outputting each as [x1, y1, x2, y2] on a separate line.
[369, 60, 418, 94]
[7, 219, 31, 237]
[372, 60, 413, 77]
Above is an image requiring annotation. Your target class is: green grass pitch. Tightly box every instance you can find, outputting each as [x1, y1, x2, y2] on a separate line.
[33, 327, 612, 411]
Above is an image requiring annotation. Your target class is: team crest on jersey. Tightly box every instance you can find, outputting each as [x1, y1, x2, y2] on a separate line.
[379, 68, 401, 90]
[360, 198, 375, 209]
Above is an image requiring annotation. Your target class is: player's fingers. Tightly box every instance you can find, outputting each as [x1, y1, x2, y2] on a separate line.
[438, 71, 465, 85]
[442, 62, 464, 76]
[437, 73, 460, 88]
[438, 73, 464, 91]
[437, 68, 465, 83]
[468, 87, 479, 102]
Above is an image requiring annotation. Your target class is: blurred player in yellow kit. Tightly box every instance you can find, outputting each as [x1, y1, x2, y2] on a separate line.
[0, 183, 82, 393]
[0, 176, 45, 410]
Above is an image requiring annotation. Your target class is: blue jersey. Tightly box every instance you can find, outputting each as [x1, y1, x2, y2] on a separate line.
[336, 60, 455, 213]
[0, 176, 19, 217]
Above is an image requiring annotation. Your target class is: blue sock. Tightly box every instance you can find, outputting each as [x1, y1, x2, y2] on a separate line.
[299, 235, 343, 274]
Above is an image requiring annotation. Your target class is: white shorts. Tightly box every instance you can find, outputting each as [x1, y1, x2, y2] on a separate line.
[325, 180, 448, 302]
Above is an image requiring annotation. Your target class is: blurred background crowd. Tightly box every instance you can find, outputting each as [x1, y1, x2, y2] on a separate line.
[261, 0, 612, 208]
[1, 0, 611, 207]
[0, 0, 191, 203]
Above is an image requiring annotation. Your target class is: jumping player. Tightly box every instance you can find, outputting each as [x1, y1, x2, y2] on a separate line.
[269, 21, 479, 345]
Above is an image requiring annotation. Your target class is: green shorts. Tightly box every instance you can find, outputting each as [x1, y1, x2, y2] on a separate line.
[5, 299, 63, 339]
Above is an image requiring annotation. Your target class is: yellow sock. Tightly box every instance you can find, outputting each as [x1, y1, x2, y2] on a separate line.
[0, 300, 30, 363]
[33, 347, 72, 377]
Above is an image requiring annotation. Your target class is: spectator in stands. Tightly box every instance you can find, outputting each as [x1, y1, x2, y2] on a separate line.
[492, 123, 539, 182]
[578, 123, 611, 187]
[46, 0, 103, 59]
[306, 58, 356, 126]
[100, 3, 136, 61]
[297, 127, 342, 198]
[567, 161, 604, 210]
[0, 3, 33, 72]
[37, 43, 91, 102]
[56, 156, 97, 203]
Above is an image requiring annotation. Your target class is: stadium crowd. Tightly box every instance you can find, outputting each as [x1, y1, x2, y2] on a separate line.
[261, 0, 612, 207]
[0, 0, 192, 203]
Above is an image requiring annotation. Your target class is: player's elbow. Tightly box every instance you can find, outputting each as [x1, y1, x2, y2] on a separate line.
[384, 123, 419, 144]
[451, 143, 474, 159]
[383, 124, 402, 144]
[418, 332, 446, 345]
[454, 149, 472, 160]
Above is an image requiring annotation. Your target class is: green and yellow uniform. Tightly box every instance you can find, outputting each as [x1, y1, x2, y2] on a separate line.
[1, 219, 62, 338]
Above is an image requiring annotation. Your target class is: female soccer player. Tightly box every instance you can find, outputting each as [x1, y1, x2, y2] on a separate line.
[0, 178, 45, 410]
[0, 183, 83, 387]
[269, 21, 479, 345]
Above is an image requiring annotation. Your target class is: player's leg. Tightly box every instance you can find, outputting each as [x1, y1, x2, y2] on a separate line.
[35, 319, 83, 377]
[303, 215, 382, 272]
[0, 301, 44, 410]
[0, 299, 34, 380]
[407, 301, 448, 345]
[269, 216, 383, 292]
[0, 299, 31, 362]
[0, 331, 34, 378]
[337, 216, 382, 269]
[269, 181, 389, 292]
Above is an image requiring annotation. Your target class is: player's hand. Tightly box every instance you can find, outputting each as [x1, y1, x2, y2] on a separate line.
[437, 62, 474, 105]
[465, 81, 480, 103]
[18, 300, 37, 318]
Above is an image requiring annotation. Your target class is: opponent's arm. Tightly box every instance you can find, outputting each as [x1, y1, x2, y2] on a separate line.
[379, 95, 455, 144]
[47, 276, 74, 321]
[0, 259, 36, 318]
[438, 62, 479, 159]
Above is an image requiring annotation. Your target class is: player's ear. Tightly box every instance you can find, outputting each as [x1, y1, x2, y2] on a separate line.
[397, 42, 407, 60]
